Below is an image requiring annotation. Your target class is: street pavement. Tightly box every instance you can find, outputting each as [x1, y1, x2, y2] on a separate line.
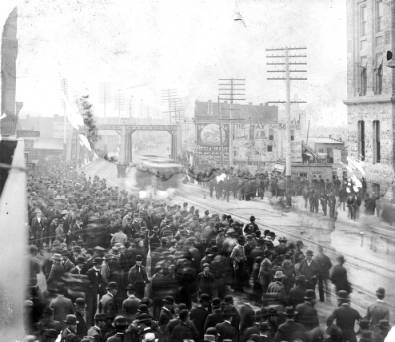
[82, 159, 395, 323]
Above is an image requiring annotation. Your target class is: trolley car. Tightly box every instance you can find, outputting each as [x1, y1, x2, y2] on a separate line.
[135, 155, 184, 190]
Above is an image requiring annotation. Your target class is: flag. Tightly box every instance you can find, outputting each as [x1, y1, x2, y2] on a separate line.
[146, 242, 152, 280]
[62, 93, 84, 129]
[79, 134, 92, 152]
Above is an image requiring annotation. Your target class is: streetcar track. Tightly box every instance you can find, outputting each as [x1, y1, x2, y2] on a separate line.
[173, 192, 395, 310]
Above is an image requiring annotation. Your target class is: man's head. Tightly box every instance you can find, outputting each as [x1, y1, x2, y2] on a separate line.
[376, 287, 385, 300]
[64, 314, 78, 332]
[74, 297, 86, 312]
[163, 296, 175, 308]
[136, 254, 143, 266]
[179, 309, 189, 322]
[94, 313, 107, 329]
[306, 249, 313, 261]
[107, 282, 118, 296]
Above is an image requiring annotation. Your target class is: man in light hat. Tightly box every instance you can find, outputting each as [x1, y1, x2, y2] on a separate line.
[326, 290, 361, 342]
[366, 287, 390, 328]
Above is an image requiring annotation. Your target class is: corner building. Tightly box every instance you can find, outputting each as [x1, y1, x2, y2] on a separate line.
[345, 0, 395, 192]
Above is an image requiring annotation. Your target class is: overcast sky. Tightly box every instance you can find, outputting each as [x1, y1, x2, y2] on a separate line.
[16, 0, 347, 127]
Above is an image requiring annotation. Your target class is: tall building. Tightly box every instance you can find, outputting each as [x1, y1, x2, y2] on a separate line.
[345, 0, 395, 192]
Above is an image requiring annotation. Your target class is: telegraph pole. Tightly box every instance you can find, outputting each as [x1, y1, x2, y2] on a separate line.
[266, 47, 307, 206]
[218, 78, 246, 168]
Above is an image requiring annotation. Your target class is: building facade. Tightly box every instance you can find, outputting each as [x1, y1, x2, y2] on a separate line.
[193, 100, 304, 169]
[345, 0, 394, 171]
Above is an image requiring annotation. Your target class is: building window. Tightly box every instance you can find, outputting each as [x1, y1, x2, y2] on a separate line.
[358, 120, 365, 161]
[373, 120, 380, 163]
[376, 0, 384, 33]
[290, 130, 295, 141]
[267, 145, 273, 152]
[269, 128, 274, 140]
[360, 5, 367, 37]
[359, 59, 367, 96]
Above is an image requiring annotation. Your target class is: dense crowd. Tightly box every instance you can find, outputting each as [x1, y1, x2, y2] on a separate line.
[193, 168, 378, 222]
[25, 161, 391, 342]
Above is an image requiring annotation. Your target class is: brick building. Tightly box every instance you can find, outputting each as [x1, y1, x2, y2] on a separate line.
[345, 0, 395, 191]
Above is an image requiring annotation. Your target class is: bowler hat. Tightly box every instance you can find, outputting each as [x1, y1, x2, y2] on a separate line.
[136, 254, 143, 262]
[113, 315, 128, 327]
[65, 314, 78, 325]
[337, 290, 350, 301]
[376, 287, 385, 296]
[107, 281, 118, 290]
[306, 249, 314, 256]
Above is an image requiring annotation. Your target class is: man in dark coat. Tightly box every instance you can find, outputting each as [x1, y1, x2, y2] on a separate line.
[274, 307, 306, 342]
[158, 296, 175, 333]
[313, 246, 332, 302]
[215, 312, 238, 342]
[288, 275, 306, 308]
[298, 249, 319, 292]
[366, 287, 390, 328]
[295, 289, 319, 330]
[190, 293, 211, 342]
[86, 256, 104, 326]
[330, 255, 351, 294]
[128, 254, 149, 299]
[87, 313, 106, 342]
[99, 281, 118, 321]
[170, 309, 198, 342]
[326, 291, 361, 342]
[204, 298, 223, 332]
[74, 297, 88, 338]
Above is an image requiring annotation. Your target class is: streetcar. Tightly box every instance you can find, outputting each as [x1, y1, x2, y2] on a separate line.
[135, 155, 184, 190]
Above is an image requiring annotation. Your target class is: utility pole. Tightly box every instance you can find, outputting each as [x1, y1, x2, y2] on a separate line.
[218, 78, 246, 168]
[266, 47, 307, 206]
[217, 96, 224, 167]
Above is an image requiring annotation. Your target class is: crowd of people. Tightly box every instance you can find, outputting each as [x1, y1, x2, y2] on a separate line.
[191, 167, 378, 222]
[25, 160, 391, 342]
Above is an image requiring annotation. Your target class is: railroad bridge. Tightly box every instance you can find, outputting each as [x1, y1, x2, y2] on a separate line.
[95, 118, 180, 164]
